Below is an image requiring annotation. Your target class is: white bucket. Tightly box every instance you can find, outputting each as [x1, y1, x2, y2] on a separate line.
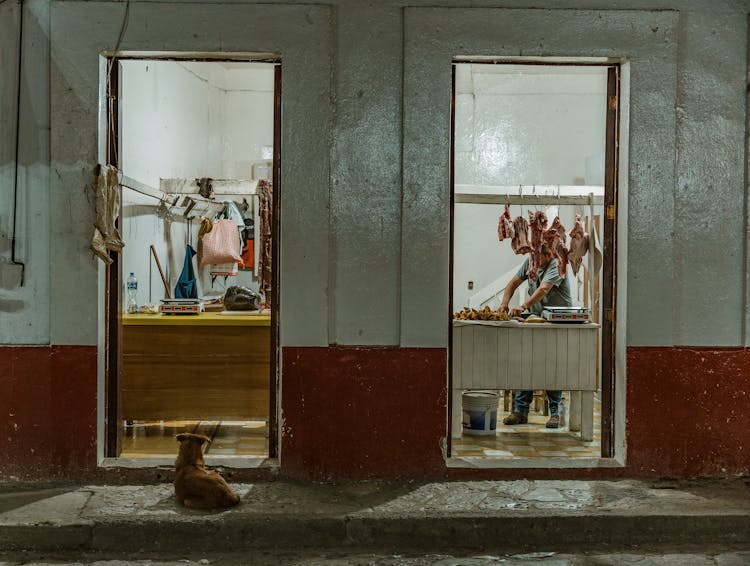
[462, 391, 499, 436]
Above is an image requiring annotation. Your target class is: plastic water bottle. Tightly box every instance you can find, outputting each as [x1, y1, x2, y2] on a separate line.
[126, 272, 138, 314]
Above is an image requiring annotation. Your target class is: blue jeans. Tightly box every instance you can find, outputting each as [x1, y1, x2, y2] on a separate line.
[513, 390, 562, 416]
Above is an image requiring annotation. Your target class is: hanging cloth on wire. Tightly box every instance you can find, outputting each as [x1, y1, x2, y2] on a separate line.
[174, 244, 198, 299]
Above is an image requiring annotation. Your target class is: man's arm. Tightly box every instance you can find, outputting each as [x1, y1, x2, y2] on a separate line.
[499, 275, 523, 313]
[509, 282, 553, 316]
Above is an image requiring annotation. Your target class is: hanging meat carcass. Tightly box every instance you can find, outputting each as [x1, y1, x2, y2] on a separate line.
[543, 216, 566, 251]
[526, 210, 548, 282]
[497, 204, 515, 241]
[543, 216, 568, 277]
[568, 214, 589, 277]
[510, 215, 532, 255]
[556, 245, 570, 277]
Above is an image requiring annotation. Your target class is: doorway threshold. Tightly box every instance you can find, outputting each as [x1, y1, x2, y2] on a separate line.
[100, 457, 278, 469]
[446, 456, 624, 469]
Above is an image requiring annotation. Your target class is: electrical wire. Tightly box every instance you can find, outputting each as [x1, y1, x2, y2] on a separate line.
[10, 0, 25, 285]
[106, 0, 130, 168]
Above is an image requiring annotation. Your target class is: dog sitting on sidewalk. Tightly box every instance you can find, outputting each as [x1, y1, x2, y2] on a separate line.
[174, 433, 240, 509]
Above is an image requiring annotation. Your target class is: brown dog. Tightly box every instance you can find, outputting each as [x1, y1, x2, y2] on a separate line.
[174, 433, 240, 509]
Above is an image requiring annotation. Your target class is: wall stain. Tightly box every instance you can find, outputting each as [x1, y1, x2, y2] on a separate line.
[0, 299, 25, 312]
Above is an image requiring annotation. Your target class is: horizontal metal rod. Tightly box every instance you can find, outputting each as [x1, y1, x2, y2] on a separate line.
[455, 193, 604, 205]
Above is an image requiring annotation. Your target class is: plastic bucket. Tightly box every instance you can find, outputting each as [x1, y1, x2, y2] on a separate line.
[462, 391, 499, 436]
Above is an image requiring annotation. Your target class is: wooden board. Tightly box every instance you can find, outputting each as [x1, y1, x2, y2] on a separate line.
[121, 325, 270, 421]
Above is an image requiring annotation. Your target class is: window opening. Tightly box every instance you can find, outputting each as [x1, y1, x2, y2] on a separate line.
[449, 62, 619, 463]
[104, 58, 279, 462]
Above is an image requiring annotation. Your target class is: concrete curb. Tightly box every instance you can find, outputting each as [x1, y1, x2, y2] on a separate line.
[1, 480, 749, 553]
[1, 513, 749, 553]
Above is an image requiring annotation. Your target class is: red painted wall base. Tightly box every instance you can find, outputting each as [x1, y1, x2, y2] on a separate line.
[281, 347, 447, 479]
[0, 346, 97, 480]
[626, 347, 750, 477]
[0, 345, 747, 480]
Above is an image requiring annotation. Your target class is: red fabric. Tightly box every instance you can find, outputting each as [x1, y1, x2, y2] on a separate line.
[239, 239, 255, 269]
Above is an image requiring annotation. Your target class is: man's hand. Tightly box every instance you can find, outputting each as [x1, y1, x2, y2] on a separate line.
[509, 305, 526, 317]
[499, 302, 509, 313]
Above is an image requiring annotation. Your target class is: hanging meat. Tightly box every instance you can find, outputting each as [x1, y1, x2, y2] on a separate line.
[544, 216, 568, 277]
[497, 204, 515, 241]
[510, 215, 532, 255]
[257, 179, 273, 305]
[526, 210, 548, 282]
[529, 210, 548, 250]
[568, 214, 589, 277]
[543, 216, 566, 251]
[556, 245, 570, 277]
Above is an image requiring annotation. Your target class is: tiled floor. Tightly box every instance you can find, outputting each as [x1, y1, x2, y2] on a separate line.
[120, 420, 268, 458]
[120, 398, 599, 461]
[452, 395, 602, 459]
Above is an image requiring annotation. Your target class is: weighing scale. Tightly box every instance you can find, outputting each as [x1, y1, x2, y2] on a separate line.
[541, 306, 590, 323]
[159, 298, 201, 315]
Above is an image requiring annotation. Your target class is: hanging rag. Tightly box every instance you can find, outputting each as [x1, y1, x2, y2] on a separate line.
[257, 179, 273, 302]
[91, 164, 125, 264]
[197, 177, 213, 199]
[174, 244, 198, 299]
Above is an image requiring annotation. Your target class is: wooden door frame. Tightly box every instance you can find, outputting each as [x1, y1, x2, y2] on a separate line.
[600, 64, 620, 458]
[268, 63, 282, 459]
[104, 55, 282, 461]
[448, 60, 620, 460]
[104, 57, 121, 458]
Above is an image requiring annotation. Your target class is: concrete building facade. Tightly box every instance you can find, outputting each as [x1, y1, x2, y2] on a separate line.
[0, 0, 748, 480]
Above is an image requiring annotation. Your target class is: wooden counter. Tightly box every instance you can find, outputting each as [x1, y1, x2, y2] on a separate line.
[121, 313, 271, 422]
[452, 319, 600, 440]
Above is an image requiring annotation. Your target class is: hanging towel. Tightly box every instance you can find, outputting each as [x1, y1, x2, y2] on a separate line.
[175, 244, 198, 299]
[91, 164, 125, 264]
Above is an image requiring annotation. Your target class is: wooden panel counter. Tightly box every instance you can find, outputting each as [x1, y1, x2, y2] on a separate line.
[121, 313, 270, 422]
[452, 319, 600, 440]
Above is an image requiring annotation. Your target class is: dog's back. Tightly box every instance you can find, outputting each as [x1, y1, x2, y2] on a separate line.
[174, 433, 240, 509]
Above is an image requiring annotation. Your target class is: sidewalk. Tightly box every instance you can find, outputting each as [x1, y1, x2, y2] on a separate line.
[0, 479, 748, 555]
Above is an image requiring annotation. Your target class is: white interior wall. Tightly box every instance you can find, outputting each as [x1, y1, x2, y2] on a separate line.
[222, 66, 275, 179]
[453, 65, 607, 310]
[119, 60, 274, 306]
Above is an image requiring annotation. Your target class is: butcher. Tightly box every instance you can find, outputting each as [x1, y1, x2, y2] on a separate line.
[498, 242, 572, 429]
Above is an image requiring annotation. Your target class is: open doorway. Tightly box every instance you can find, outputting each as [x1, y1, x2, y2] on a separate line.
[449, 62, 619, 463]
[103, 57, 281, 462]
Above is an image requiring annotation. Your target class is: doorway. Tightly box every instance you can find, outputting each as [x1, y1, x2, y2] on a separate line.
[449, 62, 619, 463]
[102, 57, 281, 462]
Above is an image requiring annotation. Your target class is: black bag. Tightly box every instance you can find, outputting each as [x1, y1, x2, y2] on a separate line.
[223, 285, 261, 311]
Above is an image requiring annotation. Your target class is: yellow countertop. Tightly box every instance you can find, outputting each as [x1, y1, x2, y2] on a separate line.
[122, 312, 271, 327]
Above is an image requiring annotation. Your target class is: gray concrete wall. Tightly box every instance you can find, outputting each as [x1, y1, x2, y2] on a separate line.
[0, 0, 50, 344]
[0, 0, 747, 348]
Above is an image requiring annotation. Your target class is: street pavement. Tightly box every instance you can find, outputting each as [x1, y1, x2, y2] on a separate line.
[0, 479, 748, 560]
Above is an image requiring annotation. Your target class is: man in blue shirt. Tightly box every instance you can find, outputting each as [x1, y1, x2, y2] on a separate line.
[498, 243, 572, 428]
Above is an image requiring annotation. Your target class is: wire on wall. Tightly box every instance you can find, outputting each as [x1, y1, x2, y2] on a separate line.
[106, 0, 130, 168]
[10, 0, 26, 285]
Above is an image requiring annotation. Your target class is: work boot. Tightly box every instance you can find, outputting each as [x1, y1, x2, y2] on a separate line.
[502, 412, 528, 425]
[546, 415, 561, 429]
